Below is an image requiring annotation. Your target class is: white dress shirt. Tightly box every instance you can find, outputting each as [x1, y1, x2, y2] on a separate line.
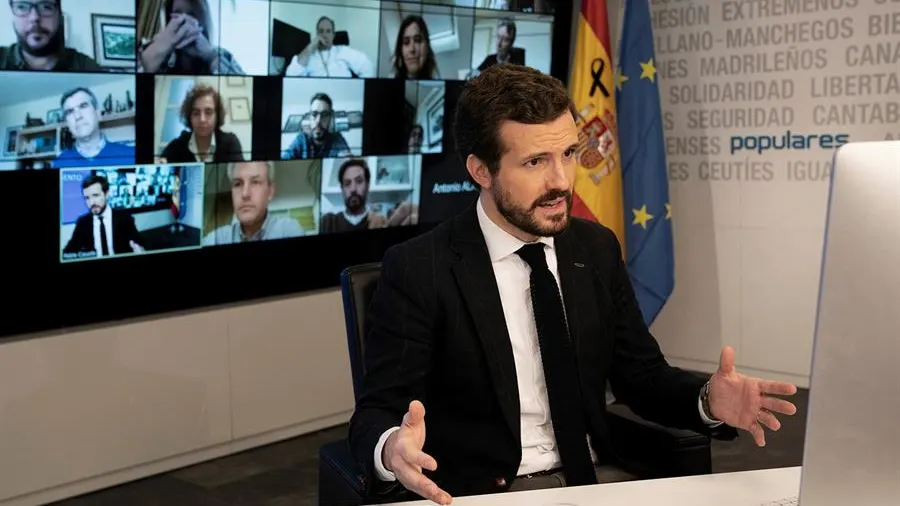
[188, 132, 215, 162]
[92, 205, 114, 257]
[373, 198, 720, 481]
[284, 45, 373, 77]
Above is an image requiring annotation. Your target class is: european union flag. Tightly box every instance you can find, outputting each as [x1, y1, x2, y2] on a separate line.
[616, 0, 674, 326]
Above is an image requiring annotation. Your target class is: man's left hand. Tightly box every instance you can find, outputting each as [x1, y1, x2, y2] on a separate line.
[708, 346, 798, 447]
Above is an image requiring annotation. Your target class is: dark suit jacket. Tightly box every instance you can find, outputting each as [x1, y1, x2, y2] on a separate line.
[477, 49, 526, 72]
[63, 208, 144, 256]
[160, 130, 245, 163]
[348, 203, 738, 501]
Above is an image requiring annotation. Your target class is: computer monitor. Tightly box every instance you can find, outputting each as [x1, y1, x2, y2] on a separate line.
[793, 140, 900, 505]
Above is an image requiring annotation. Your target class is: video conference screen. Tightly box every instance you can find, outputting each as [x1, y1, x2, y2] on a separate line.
[0, 0, 569, 339]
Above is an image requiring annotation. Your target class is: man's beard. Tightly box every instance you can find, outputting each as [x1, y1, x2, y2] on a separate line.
[17, 28, 61, 58]
[345, 194, 365, 214]
[491, 179, 572, 238]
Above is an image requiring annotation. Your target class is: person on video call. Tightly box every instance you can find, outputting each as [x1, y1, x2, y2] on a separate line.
[282, 93, 352, 160]
[475, 18, 524, 73]
[53, 87, 135, 168]
[389, 15, 439, 80]
[348, 64, 800, 504]
[159, 84, 244, 164]
[202, 161, 305, 245]
[63, 174, 145, 258]
[319, 158, 416, 234]
[0, 0, 99, 70]
[284, 16, 373, 78]
[169, 172, 186, 233]
[138, 0, 244, 75]
[408, 124, 423, 154]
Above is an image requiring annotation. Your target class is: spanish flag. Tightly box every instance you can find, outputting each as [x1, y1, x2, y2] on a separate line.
[569, 0, 625, 248]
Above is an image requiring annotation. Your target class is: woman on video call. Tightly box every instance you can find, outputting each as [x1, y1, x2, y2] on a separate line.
[159, 84, 244, 164]
[389, 15, 440, 80]
[138, 0, 245, 75]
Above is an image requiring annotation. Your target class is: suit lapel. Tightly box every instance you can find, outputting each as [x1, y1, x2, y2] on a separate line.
[449, 205, 521, 443]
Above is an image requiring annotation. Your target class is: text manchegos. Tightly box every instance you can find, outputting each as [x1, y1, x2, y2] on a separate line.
[726, 17, 853, 49]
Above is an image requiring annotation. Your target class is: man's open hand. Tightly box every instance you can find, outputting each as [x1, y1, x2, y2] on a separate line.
[382, 400, 452, 505]
[709, 346, 798, 447]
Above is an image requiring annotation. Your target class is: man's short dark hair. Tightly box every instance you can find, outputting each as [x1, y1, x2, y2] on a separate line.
[310, 93, 333, 109]
[180, 84, 226, 129]
[497, 17, 517, 41]
[337, 158, 370, 184]
[82, 174, 109, 193]
[60, 87, 98, 109]
[453, 64, 577, 185]
[317, 16, 335, 31]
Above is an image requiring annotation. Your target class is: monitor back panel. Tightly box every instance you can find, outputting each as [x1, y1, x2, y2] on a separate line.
[800, 141, 900, 505]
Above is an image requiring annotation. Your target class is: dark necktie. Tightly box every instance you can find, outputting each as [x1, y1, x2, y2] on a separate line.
[99, 216, 109, 256]
[515, 243, 597, 486]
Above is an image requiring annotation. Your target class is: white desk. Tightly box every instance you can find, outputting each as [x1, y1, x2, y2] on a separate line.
[385, 467, 802, 506]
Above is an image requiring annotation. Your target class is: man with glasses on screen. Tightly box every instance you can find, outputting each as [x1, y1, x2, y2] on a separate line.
[282, 93, 352, 160]
[0, 0, 100, 71]
[202, 161, 305, 245]
[63, 174, 145, 259]
[54, 87, 136, 168]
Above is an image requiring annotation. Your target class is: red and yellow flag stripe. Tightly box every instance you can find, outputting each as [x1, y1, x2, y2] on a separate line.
[569, 0, 625, 248]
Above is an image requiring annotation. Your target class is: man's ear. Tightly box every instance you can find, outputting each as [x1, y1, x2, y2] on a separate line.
[465, 154, 492, 189]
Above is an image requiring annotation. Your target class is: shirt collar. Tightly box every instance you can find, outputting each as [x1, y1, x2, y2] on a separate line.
[75, 134, 107, 159]
[189, 132, 216, 158]
[231, 211, 270, 241]
[476, 197, 554, 263]
[93, 205, 112, 221]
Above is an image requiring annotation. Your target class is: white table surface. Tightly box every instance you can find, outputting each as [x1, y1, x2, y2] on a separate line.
[384, 466, 802, 506]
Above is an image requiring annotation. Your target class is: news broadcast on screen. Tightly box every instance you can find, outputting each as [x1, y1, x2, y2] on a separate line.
[59, 163, 204, 261]
[0, 0, 568, 337]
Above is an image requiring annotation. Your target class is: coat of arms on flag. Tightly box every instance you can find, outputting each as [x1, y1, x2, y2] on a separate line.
[575, 104, 619, 185]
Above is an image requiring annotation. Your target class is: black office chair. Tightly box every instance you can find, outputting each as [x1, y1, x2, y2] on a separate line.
[319, 263, 712, 506]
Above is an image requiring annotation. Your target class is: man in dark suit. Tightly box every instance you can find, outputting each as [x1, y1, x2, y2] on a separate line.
[63, 175, 145, 258]
[348, 64, 799, 504]
[476, 18, 526, 72]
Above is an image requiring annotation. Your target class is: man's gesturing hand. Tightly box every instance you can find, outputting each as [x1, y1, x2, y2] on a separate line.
[709, 346, 798, 447]
[382, 400, 452, 505]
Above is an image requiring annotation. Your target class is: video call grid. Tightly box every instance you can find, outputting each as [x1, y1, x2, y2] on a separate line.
[0, 0, 557, 265]
[0, 0, 564, 339]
